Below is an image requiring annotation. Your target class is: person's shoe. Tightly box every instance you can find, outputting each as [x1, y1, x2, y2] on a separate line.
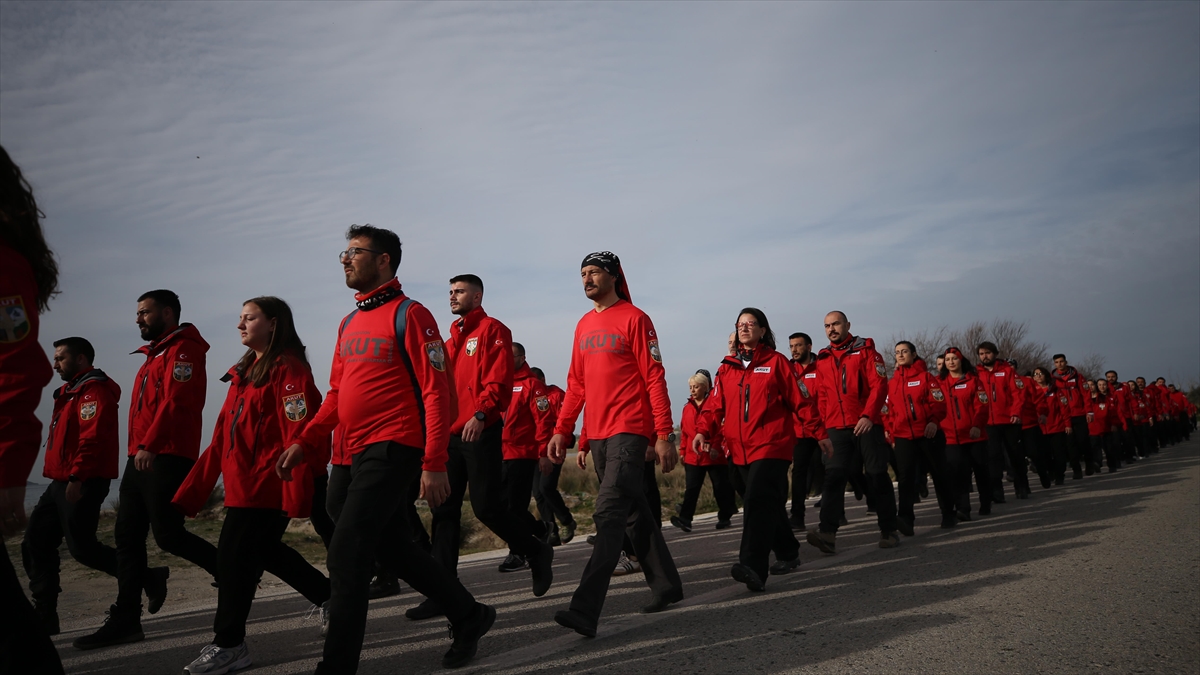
[716, 519, 732, 530]
[788, 514, 805, 531]
[806, 529, 836, 555]
[1072, 468, 1083, 480]
[612, 551, 641, 576]
[956, 509, 972, 522]
[547, 530, 563, 547]
[184, 641, 251, 674]
[978, 504, 991, 516]
[554, 609, 597, 637]
[144, 566, 169, 615]
[73, 606, 144, 650]
[442, 603, 496, 669]
[1040, 474, 1052, 489]
[879, 532, 900, 548]
[730, 563, 765, 592]
[640, 588, 684, 614]
[839, 515, 850, 527]
[34, 601, 59, 636]
[669, 516, 692, 533]
[1054, 477, 1065, 486]
[940, 514, 957, 529]
[368, 573, 401, 598]
[896, 516, 915, 537]
[498, 554, 527, 574]
[1085, 464, 1095, 476]
[539, 521, 554, 544]
[320, 601, 330, 638]
[918, 481, 929, 499]
[993, 491, 1006, 504]
[769, 557, 802, 575]
[405, 598, 444, 621]
[530, 543, 554, 597]
[586, 534, 596, 546]
[1016, 490, 1031, 500]
[853, 488, 863, 501]
[562, 521, 576, 544]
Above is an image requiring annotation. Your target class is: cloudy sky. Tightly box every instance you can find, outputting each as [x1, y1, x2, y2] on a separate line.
[3, 1, 1197, 482]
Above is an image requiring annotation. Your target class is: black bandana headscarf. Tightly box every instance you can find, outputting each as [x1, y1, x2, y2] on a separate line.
[581, 251, 630, 301]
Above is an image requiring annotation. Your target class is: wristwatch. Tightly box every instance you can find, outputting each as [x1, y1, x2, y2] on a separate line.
[68, 475, 80, 483]
[659, 432, 677, 443]
[474, 411, 486, 422]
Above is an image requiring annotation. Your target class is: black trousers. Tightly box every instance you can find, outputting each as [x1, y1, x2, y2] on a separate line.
[310, 472, 336, 549]
[1043, 431, 1071, 481]
[679, 463, 737, 523]
[23, 478, 117, 607]
[569, 434, 681, 622]
[818, 426, 897, 534]
[319, 442, 476, 674]
[1091, 434, 1120, 472]
[950, 441, 991, 514]
[1021, 426, 1051, 486]
[1132, 424, 1154, 457]
[430, 423, 541, 574]
[1067, 416, 1093, 471]
[115, 454, 218, 614]
[214, 508, 330, 648]
[987, 424, 1028, 497]
[789, 438, 819, 524]
[532, 461, 576, 529]
[893, 433, 955, 520]
[1, 548, 63, 675]
[502, 458, 542, 555]
[736, 459, 799, 581]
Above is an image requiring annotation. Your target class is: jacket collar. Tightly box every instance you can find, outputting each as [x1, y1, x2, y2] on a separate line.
[133, 323, 198, 356]
[454, 306, 488, 336]
[54, 366, 107, 399]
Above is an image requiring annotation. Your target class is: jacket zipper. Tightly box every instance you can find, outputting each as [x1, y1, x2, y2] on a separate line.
[229, 398, 245, 457]
[840, 365, 847, 394]
[136, 371, 149, 412]
[743, 382, 751, 423]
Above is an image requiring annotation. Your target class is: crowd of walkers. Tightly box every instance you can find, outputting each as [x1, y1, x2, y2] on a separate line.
[1, 144, 1196, 675]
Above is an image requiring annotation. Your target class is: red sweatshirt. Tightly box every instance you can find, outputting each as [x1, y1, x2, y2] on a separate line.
[0, 243, 54, 488]
[977, 359, 1023, 425]
[813, 335, 888, 430]
[938, 373, 990, 446]
[1038, 384, 1071, 435]
[502, 363, 554, 461]
[446, 307, 513, 434]
[174, 353, 325, 517]
[680, 396, 725, 466]
[128, 323, 209, 460]
[1052, 367, 1088, 418]
[43, 367, 121, 482]
[698, 347, 802, 465]
[883, 360, 946, 441]
[555, 299, 672, 442]
[790, 358, 827, 441]
[298, 279, 455, 472]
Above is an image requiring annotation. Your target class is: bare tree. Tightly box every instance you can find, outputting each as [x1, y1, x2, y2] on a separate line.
[945, 321, 987, 356]
[1073, 352, 1107, 382]
[988, 319, 1050, 373]
[886, 325, 949, 374]
[889, 318, 1054, 376]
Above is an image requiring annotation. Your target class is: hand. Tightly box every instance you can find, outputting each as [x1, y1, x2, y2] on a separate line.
[818, 438, 834, 460]
[1010, 416, 1021, 425]
[1065, 426, 1073, 435]
[134, 449, 155, 472]
[547, 434, 567, 464]
[969, 427, 981, 439]
[692, 434, 707, 455]
[538, 456, 554, 476]
[1086, 413, 1095, 424]
[576, 451, 588, 470]
[461, 416, 485, 444]
[645, 445, 657, 463]
[66, 481, 84, 504]
[276, 444, 305, 481]
[655, 439, 678, 473]
[0, 485, 28, 538]
[420, 470, 451, 508]
[853, 417, 873, 437]
[924, 422, 939, 439]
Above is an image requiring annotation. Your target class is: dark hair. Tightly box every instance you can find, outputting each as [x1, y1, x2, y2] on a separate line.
[138, 289, 182, 319]
[1033, 366, 1055, 384]
[895, 340, 920, 361]
[346, 224, 402, 275]
[737, 307, 776, 351]
[512, 342, 525, 358]
[788, 332, 812, 346]
[939, 347, 976, 378]
[449, 274, 484, 292]
[977, 341, 998, 355]
[53, 336, 95, 364]
[235, 296, 308, 386]
[529, 366, 545, 381]
[0, 146, 59, 312]
[1052, 353, 1066, 361]
[1105, 370, 1118, 378]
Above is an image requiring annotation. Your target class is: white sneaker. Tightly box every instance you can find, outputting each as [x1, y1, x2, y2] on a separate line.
[184, 641, 251, 674]
[612, 551, 641, 576]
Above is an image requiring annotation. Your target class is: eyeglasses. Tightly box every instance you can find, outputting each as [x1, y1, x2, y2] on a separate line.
[735, 321, 759, 330]
[339, 247, 383, 262]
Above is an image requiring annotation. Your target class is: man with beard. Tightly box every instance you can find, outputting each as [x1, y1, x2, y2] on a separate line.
[1104, 371, 1135, 464]
[1052, 354, 1094, 478]
[788, 332, 826, 531]
[976, 342, 1027, 500]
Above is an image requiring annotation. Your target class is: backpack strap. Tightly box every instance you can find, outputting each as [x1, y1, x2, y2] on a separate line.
[338, 309, 360, 337]
[393, 297, 416, 345]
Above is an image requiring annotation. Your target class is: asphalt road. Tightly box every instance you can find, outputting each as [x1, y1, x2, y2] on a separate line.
[55, 440, 1199, 675]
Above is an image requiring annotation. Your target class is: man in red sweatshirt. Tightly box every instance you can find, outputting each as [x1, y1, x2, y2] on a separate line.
[276, 225, 495, 672]
[976, 342, 1027, 501]
[406, 276, 552, 620]
[807, 311, 898, 553]
[548, 251, 683, 637]
[1052, 354, 1094, 478]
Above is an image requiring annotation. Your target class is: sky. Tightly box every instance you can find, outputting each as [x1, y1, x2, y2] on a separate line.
[2, 1, 1198, 484]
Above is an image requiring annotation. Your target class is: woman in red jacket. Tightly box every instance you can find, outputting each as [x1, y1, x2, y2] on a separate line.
[673, 370, 737, 532]
[173, 297, 330, 674]
[1088, 379, 1121, 474]
[1033, 367, 1071, 485]
[1014, 369, 1052, 490]
[694, 308, 804, 592]
[938, 348, 992, 520]
[884, 342, 956, 530]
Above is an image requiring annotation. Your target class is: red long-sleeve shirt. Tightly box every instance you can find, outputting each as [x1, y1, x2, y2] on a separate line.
[680, 397, 725, 466]
[790, 358, 827, 441]
[446, 307, 513, 434]
[1038, 384, 1071, 435]
[128, 323, 209, 460]
[554, 299, 672, 441]
[1052, 367, 1088, 418]
[43, 367, 121, 482]
[0, 243, 54, 488]
[298, 279, 455, 472]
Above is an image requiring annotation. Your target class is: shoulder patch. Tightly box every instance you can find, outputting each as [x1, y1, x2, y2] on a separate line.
[931, 388, 945, 402]
[425, 340, 446, 372]
[173, 361, 193, 382]
[875, 362, 886, 377]
[80, 401, 97, 421]
[0, 295, 31, 343]
[1015, 378, 1025, 389]
[536, 396, 550, 412]
[465, 337, 479, 356]
[978, 391, 989, 404]
[283, 393, 307, 422]
[648, 339, 662, 363]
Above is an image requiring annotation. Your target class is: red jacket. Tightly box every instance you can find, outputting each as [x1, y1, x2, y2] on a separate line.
[0, 243, 54, 488]
[555, 299, 673, 442]
[938, 373, 990, 445]
[1108, 382, 1132, 429]
[43, 367, 121, 482]
[1052, 367, 1087, 418]
[128, 323, 209, 460]
[1147, 384, 1170, 419]
[883, 360, 946, 441]
[446, 307, 513, 434]
[1087, 394, 1119, 436]
[976, 360, 1022, 425]
[1170, 391, 1189, 416]
[1014, 374, 1046, 430]
[1037, 383, 1071, 435]
[174, 353, 325, 517]
[1126, 387, 1152, 425]
[790, 358, 827, 441]
[298, 279, 454, 472]
[680, 396, 725, 466]
[502, 363, 554, 461]
[813, 335, 888, 430]
[698, 347, 802, 465]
